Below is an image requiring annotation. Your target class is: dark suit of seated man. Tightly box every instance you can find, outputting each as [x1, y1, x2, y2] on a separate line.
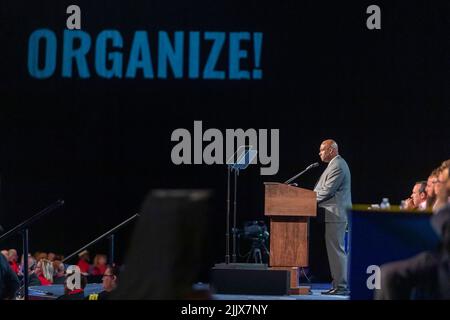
[375, 204, 450, 300]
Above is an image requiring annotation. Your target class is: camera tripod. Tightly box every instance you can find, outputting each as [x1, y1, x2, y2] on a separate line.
[244, 238, 269, 264]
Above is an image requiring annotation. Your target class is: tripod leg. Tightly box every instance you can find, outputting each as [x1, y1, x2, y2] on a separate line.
[254, 248, 262, 264]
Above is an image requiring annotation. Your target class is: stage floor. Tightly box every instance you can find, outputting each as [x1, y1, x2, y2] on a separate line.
[213, 283, 349, 300]
[29, 283, 348, 300]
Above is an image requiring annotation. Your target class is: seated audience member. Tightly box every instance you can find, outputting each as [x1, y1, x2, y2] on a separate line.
[35, 259, 54, 286]
[34, 252, 47, 262]
[0, 253, 20, 299]
[47, 252, 56, 262]
[91, 254, 107, 276]
[57, 266, 87, 300]
[33, 251, 41, 260]
[87, 265, 120, 300]
[375, 204, 450, 299]
[426, 168, 439, 210]
[442, 159, 450, 169]
[403, 181, 428, 210]
[1, 250, 8, 259]
[8, 249, 19, 274]
[17, 254, 24, 276]
[414, 181, 428, 210]
[434, 162, 450, 213]
[77, 250, 91, 275]
[24, 256, 41, 287]
[52, 259, 66, 284]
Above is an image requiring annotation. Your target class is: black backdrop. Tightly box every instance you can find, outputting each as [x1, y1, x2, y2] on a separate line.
[0, 0, 449, 266]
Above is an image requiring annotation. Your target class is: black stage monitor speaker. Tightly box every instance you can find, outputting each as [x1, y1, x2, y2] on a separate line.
[211, 263, 290, 295]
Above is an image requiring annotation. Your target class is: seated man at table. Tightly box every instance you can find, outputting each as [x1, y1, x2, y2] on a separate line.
[433, 162, 450, 213]
[87, 265, 120, 300]
[403, 181, 427, 211]
[426, 169, 439, 210]
[376, 167, 450, 299]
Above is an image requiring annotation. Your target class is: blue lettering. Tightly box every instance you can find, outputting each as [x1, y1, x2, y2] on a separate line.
[229, 32, 250, 80]
[203, 32, 225, 79]
[62, 30, 91, 78]
[126, 31, 154, 78]
[158, 31, 183, 78]
[26, 29, 263, 80]
[188, 32, 200, 79]
[95, 30, 123, 78]
[28, 29, 57, 79]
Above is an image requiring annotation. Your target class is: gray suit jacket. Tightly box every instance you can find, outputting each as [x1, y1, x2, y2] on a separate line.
[314, 155, 352, 222]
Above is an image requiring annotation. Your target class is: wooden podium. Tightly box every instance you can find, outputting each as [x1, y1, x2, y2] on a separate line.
[264, 182, 316, 293]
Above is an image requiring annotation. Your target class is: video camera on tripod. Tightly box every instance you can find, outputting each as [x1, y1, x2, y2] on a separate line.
[239, 221, 269, 241]
[236, 221, 270, 264]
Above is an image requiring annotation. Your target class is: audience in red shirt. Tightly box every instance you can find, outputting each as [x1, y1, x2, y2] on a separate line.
[91, 254, 107, 276]
[2, 248, 109, 281]
[35, 259, 54, 286]
[7, 249, 19, 274]
[77, 250, 91, 275]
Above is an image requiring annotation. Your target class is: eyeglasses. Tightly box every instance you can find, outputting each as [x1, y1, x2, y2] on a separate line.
[102, 274, 114, 277]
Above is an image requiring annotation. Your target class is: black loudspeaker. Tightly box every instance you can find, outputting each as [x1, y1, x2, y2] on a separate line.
[211, 263, 290, 295]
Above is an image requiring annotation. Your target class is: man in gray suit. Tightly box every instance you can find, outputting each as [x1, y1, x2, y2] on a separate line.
[314, 139, 352, 295]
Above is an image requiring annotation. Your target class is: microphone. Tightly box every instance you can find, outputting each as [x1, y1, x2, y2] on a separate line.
[284, 162, 319, 185]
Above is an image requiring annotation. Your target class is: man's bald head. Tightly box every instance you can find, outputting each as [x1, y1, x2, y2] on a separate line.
[319, 139, 339, 163]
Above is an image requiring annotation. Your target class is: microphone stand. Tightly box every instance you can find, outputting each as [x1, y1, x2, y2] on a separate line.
[223, 148, 257, 265]
[225, 166, 231, 264]
[232, 167, 238, 263]
[284, 163, 319, 185]
[225, 164, 239, 264]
